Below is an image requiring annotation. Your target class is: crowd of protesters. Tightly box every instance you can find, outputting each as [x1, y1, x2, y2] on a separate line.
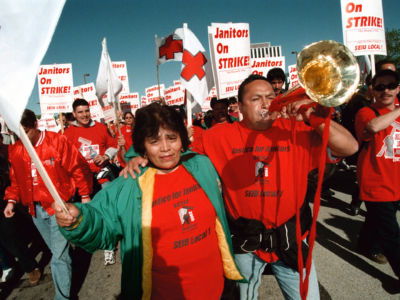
[0, 59, 399, 299]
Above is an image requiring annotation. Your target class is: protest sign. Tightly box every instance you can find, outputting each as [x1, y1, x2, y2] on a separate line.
[251, 56, 285, 77]
[164, 85, 185, 106]
[288, 64, 299, 89]
[38, 114, 59, 132]
[112, 61, 130, 94]
[146, 84, 165, 103]
[73, 83, 104, 121]
[202, 87, 217, 112]
[141, 96, 147, 107]
[119, 93, 140, 113]
[38, 63, 74, 114]
[341, 0, 386, 56]
[208, 23, 251, 98]
[102, 104, 115, 123]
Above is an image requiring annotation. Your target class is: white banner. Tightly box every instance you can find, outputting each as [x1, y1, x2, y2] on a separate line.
[73, 83, 104, 121]
[288, 64, 299, 89]
[38, 63, 74, 114]
[251, 56, 285, 78]
[146, 84, 165, 103]
[0, 0, 66, 134]
[112, 61, 130, 94]
[165, 85, 185, 106]
[341, 0, 386, 56]
[208, 23, 251, 99]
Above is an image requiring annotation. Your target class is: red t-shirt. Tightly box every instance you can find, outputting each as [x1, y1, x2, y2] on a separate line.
[116, 125, 133, 167]
[64, 122, 116, 174]
[355, 105, 400, 202]
[192, 120, 330, 262]
[151, 166, 224, 300]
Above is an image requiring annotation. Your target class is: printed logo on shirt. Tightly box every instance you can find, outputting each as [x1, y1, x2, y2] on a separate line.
[376, 122, 400, 161]
[31, 163, 39, 186]
[80, 144, 100, 162]
[255, 161, 270, 183]
[178, 206, 197, 233]
[43, 157, 55, 166]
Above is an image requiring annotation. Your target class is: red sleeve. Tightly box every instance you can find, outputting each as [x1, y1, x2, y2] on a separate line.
[190, 126, 207, 155]
[4, 152, 20, 202]
[355, 107, 376, 143]
[59, 135, 93, 196]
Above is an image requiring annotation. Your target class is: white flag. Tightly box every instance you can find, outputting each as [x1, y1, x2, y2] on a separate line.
[95, 38, 122, 106]
[155, 29, 184, 65]
[180, 25, 214, 106]
[0, 0, 66, 134]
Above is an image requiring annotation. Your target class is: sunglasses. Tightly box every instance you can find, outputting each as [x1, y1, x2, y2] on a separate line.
[373, 82, 398, 91]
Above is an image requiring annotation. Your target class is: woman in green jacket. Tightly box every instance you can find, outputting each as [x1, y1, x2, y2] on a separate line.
[54, 103, 243, 300]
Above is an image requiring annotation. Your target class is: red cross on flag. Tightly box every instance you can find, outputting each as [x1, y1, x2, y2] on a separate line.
[155, 29, 184, 65]
[180, 25, 214, 106]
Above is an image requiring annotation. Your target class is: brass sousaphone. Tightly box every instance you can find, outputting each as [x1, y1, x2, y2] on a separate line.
[269, 40, 360, 110]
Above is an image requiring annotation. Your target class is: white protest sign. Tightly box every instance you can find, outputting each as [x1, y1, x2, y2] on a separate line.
[208, 23, 251, 99]
[288, 64, 299, 89]
[141, 96, 147, 107]
[38, 114, 59, 132]
[119, 93, 140, 113]
[112, 61, 130, 94]
[251, 56, 285, 77]
[341, 0, 386, 56]
[165, 85, 185, 106]
[38, 63, 74, 114]
[102, 104, 115, 123]
[202, 86, 217, 112]
[73, 83, 104, 121]
[146, 84, 165, 103]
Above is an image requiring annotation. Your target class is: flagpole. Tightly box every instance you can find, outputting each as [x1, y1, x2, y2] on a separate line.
[370, 54, 376, 77]
[185, 90, 192, 126]
[18, 125, 69, 215]
[155, 34, 165, 105]
[105, 45, 121, 135]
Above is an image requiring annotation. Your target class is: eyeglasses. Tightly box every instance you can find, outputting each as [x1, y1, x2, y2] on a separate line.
[373, 82, 398, 91]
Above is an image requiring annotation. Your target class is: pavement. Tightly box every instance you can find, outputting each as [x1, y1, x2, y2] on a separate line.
[2, 167, 400, 299]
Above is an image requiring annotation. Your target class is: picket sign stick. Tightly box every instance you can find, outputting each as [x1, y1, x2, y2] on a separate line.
[185, 90, 192, 126]
[18, 125, 69, 215]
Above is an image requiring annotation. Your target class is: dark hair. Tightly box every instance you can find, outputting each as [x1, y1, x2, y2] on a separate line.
[124, 111, 134, 119]
[376, 59, 397, 72]
[132, 103, 190, 156]
[372, 69, 399, 87]
[73, 98, 90, 111]
[65, 112, 75, 122]
[20, 109, 37, 128]
[210, 97, 229, 108]
[238, 74, 270, 103]
[266, 68, 286, 82]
